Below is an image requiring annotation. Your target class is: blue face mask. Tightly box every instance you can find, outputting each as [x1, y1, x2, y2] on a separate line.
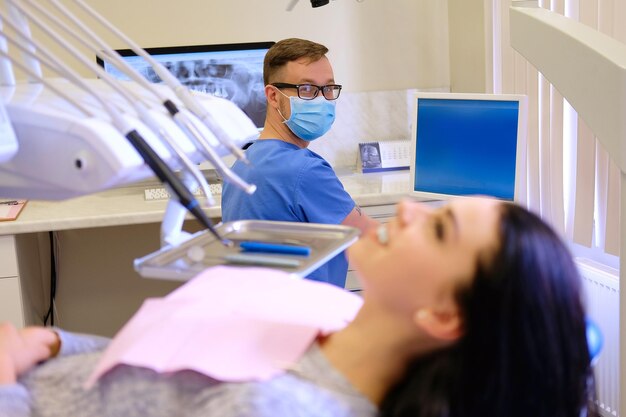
[278, 94, 336, 141]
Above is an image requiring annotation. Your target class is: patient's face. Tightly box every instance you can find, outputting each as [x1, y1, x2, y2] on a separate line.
[347, 198, 500, 314]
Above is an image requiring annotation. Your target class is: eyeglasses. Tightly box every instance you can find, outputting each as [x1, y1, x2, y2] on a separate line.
[271, 83, 342, 100]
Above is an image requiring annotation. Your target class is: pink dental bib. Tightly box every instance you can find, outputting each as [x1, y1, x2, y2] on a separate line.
[86, 266, 362, 387]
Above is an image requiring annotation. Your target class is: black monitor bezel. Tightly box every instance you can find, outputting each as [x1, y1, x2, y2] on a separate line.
[96, 41, 274, 130]
[95, 41, 275, 68]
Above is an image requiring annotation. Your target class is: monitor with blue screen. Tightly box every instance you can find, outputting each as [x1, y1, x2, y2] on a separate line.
[409, 92, 528, 203]
[96, 42, 274, 130]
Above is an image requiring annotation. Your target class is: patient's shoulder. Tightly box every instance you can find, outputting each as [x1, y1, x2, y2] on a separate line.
[208, 344, 376, 417]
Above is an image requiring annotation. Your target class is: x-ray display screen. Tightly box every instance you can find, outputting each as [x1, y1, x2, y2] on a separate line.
[97, 42, 274, 129]
[413, 98, 521, 201]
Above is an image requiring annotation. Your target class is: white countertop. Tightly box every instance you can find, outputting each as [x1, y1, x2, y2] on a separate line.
[0, 170, 411, 235]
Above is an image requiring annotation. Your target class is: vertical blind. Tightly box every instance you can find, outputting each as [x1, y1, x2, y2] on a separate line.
[493, 0, 625, 258]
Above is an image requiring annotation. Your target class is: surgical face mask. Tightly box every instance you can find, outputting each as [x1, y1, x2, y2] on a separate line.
[277, 91, 336, 141]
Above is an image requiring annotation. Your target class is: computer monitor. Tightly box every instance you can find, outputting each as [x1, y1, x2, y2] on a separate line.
[409, 92, 528, 202]
[96, 41, 275, 129]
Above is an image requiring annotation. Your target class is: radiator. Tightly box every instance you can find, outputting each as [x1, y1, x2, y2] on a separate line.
[576, 258, 620, 417]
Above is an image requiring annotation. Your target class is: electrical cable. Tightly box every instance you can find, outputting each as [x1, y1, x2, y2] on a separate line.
[43, 231, 57, 326]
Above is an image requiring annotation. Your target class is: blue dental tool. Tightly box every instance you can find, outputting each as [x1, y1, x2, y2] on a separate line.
[240, 241, 311, 256]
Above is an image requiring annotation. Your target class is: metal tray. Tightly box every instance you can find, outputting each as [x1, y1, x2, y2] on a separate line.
[134, 220, 361, 281]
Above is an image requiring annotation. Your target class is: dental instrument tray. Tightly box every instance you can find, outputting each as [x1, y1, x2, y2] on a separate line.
[134, 220, 361, 281]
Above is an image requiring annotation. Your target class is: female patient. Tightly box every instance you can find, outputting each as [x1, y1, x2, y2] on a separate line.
[0, 198, 595, 417]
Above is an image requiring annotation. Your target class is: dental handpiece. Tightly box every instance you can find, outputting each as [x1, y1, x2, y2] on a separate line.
[124, 130, 231, 246]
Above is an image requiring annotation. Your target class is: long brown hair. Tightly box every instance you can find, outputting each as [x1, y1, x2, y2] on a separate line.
[379, 203, 596, 417]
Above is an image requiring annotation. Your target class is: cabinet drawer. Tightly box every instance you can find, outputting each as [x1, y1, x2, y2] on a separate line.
[0, 235, 17, 278]
[345, 271, 362, 291]
[362, 204, 397, 220]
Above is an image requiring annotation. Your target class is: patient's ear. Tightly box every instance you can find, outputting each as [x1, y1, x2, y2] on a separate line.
[413, 308, 463, 342]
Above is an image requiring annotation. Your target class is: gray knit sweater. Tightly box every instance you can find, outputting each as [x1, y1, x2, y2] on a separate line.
[0, 330, 376, 417]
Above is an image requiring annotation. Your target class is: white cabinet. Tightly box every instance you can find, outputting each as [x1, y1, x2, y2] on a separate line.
[0, 235, 18, 278]
[0, 277, 24, 327]
[0, 235, 24, 327]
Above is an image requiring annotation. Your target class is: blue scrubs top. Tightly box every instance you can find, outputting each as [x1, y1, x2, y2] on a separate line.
[221, 140, 356, 287]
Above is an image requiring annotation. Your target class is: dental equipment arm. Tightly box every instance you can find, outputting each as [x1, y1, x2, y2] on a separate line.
[8, 0, 254, 198]
[0, 2, 259, 245]
[0, 4, 217, 208]
[69, 0, 253, 165]
[0, 4, 228, 245]
[509, 2, 626, 415]
[0, 100, 17, 163]
[33, 0, 256, 195]
[62, 0, 257, 177]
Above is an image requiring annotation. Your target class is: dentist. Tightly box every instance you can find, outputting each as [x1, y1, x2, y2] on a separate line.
[221, 38, 378, 288]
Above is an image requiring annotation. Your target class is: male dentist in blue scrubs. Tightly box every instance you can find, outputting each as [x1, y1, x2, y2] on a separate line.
[221, 38, 379, 288]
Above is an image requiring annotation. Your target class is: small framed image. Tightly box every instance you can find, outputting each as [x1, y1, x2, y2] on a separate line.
[359, 142, 382, 171]
[359, 140, 410, 173]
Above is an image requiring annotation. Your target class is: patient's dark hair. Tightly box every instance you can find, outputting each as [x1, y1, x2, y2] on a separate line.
[379, 203, 597, 417]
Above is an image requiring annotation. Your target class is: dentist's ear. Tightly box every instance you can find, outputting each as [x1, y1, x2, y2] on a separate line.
[413, 308, 463, 342]
[265, 85, 281, 108]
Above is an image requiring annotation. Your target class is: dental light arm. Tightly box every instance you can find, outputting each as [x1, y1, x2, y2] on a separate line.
[510, 2, 626, 171]
[509, 2, 626, 415]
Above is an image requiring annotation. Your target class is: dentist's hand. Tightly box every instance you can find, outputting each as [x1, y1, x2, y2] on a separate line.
[0, 322, 59, 384]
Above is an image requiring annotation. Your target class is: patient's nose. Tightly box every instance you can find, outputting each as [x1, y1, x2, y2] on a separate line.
[397, 200, 432, 226]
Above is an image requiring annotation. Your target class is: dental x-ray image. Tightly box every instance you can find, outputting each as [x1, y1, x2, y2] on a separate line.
[162, 59, 266, 128]
[98, 42, 274, 129]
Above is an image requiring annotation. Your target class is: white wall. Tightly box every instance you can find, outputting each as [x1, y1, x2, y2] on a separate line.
[447, 0, 488, 92]
[32, 0, 450, 92]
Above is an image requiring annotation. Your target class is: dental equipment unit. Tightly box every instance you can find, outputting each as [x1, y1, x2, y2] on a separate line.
[0, 0, 358, 279]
